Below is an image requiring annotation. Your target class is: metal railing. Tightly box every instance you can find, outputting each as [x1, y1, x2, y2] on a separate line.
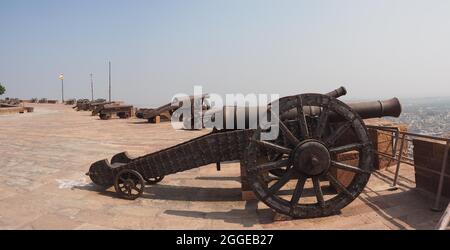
[367, 125, 450, 212]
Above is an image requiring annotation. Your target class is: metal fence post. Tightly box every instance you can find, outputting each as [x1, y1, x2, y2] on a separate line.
[391, 129, 400, 165]
[390, 133, 406, 190]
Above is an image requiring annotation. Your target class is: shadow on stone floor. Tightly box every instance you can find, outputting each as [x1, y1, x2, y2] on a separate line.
[74, 181, 337, 202]
[142, 182, 336, 202]
[371, 170, 415, 190]
[143, 185, 242, 201]
[195, 176, 241, 182]
[164, 200, 274, 227]
[73, 183, 243, 201]
[129, 121, 154, 125]
[358, 188, 442, 229]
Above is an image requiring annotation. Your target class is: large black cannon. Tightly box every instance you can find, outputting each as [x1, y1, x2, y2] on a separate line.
[86, 87, 402, 219]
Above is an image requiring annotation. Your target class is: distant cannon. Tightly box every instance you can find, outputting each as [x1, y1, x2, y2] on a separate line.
[73, 99, 90, 111]
[91, 102, 123, 116]
[136, 94, 209, 124]
[73, 99, 107, 111]
[65, 99, 77, 105]
[87, 87, 402, 219]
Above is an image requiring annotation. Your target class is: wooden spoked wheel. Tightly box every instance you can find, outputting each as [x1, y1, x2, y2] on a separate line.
[245, 93, 373, 218]
[114, 169, 145, 200]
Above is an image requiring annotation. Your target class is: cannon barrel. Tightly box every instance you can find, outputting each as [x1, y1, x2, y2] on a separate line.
[347, 97, 402, 120]
[281, 97, 402, 122]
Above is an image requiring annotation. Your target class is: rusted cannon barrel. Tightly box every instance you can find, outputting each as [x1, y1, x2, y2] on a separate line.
[281, 97, 402, 122]
[347, 97, 402, 120]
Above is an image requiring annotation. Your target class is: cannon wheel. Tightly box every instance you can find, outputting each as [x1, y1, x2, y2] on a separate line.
[245, 93, 373, 219]
[144, 176, 165, 185]
[114, 169, 145, 200]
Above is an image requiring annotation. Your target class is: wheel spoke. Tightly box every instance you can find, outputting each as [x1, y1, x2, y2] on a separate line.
[269, 153, 283, 162]
[290, 175, 307, 205]
[296, 96, 310, 139]
[329, 143, 365, 154]
[272, 112, 300, 146]
[132, 186, 140, 193]
[312, 177, 325, 207]
[127, 188, 132, 196]
[331, 161, 370, 174]
[256, 159, 290, 172]
[315, 106, 329, 139]
[119, 177, 126, 183]
[325, 121, 352, 146]
[326, 173, 354, 198]
[253, 140, 292, 154]
[279, 120, 300, 146]
[267, 167, 295, 197]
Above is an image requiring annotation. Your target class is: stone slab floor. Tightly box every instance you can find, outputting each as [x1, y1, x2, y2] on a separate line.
[0, 104, 445, 229]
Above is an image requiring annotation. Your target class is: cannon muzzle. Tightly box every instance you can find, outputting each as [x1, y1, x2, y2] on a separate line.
[325, 86, 347, 99]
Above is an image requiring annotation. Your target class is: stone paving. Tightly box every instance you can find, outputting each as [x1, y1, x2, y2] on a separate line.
[0, 104, 445, 229]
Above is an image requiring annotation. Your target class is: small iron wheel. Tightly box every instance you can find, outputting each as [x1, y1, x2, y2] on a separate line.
[144, 176, 165, 185]
[114, 169, 145, 200]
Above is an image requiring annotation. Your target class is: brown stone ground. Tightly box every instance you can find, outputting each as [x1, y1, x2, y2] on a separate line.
[0, 104, 446, 229]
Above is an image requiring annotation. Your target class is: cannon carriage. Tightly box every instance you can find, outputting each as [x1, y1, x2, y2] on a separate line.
[73, 99, 107, 111]
[91, 102, 123, 116]
[99, 104, 134, 120]
[86, 87, 402, 219]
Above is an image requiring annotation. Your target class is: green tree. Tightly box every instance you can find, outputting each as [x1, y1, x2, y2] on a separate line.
[0, 83, 5, 96]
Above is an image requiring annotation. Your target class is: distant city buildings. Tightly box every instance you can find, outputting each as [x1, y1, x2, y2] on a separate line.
[388, 97, 450, 137]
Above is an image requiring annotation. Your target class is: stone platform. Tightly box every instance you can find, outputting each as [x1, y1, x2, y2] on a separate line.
[0, 104, 444, 229]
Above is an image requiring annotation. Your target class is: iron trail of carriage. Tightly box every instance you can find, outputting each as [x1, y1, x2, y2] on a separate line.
[86, 87, 402, 219]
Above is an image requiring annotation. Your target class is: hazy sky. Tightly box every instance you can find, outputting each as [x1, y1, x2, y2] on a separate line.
[1, 0, 450, 106]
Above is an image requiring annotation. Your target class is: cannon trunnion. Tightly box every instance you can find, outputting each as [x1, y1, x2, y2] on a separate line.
[86, 89, 402, 219]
